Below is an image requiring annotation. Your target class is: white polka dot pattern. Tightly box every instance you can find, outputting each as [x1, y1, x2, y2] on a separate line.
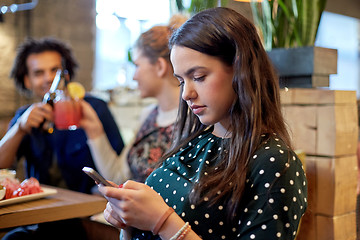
[134, 131, 307, 240]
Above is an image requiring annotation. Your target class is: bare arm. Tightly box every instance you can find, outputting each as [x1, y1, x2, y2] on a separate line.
[87, 134, 131, 183]
[0, 122, 27, 168]
[0, 103, 53, 168]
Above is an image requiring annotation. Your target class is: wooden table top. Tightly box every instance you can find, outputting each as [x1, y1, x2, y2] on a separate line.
[0, 185, 107, 229]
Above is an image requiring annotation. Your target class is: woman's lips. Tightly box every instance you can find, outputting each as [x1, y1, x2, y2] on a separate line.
[190, 104, 206, 115]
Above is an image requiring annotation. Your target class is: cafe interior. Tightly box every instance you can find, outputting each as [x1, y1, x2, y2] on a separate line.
[0, 0, 360, 239]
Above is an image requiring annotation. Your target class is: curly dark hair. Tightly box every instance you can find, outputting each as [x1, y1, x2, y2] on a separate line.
[10, 37, 79, 95]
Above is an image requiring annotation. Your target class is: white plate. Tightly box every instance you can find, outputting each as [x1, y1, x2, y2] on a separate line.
[0, 187, 57, 207]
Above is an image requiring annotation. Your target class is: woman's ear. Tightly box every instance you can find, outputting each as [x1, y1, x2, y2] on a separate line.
[156, 57, 168, 78]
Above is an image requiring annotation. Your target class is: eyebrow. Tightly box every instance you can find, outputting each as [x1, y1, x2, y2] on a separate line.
[33, 68, 44, 73]
[173, 66, 206, 79]
[32, 65, 61, 72]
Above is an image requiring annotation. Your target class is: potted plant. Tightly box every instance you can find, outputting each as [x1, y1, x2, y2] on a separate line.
[175, 0, 228, 15]
[250, 0, 337, 88]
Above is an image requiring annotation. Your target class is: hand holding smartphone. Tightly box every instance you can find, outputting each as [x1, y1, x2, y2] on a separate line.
[82, 167, 114, 187]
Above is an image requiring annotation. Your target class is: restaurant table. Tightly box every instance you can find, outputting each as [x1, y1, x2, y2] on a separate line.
[0, 185, 107, 229]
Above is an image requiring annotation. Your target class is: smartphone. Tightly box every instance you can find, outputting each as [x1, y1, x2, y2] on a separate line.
[82, 167, 113, 187]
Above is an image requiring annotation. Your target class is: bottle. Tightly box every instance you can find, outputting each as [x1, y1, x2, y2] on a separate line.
[40, 69, 66, 133]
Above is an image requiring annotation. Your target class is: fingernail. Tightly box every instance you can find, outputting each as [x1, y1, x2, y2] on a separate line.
[118, 184, 123, 188]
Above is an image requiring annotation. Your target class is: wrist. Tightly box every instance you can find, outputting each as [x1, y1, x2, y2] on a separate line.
[152, 209, 199, 240]
[86, 126, 105, 139]
[157, 212, 190, 240]
[153, 207, 174, 235]
[169, 222, 191, 240]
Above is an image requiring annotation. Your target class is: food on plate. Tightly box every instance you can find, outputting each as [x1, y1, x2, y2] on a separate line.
[1, 177, 20, 199]
[0, 177, 43, 200]
[0, 169, 16, 182]
[14, 177, 43, 197]
[0, 185, 5, 200]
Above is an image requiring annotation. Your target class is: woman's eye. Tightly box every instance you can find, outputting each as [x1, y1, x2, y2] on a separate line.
[193, 76, 205, 81]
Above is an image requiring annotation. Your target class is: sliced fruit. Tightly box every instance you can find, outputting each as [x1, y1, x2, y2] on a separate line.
[0, 185, 5, 200]
[67, 82, 85, 100]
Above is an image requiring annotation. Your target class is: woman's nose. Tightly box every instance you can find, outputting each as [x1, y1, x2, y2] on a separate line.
[133, 70, 139, 82]
[181, 81, 196, 101]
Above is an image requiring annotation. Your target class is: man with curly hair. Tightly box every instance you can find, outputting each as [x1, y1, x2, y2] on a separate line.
[0, 37, 124, 194]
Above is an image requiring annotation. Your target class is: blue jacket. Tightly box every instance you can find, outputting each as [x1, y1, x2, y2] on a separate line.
[9, 95, 124, 194]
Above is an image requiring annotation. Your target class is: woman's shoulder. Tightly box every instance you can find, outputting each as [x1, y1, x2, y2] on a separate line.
[248, 135, 305, 180]
[252, 134, 294, 160]
[139, 104, 157, 124]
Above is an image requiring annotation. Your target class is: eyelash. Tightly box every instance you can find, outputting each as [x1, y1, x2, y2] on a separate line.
[177, 75, 205, 87]
[194, 76, 205, 81]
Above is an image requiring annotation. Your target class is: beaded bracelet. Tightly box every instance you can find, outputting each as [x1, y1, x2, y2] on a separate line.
[176, 224, 191, 240]
[170, 222, 191, 240]
[153, 207, 175, 235]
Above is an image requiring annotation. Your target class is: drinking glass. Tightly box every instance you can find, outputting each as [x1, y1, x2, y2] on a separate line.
[53, 90, 82, 130]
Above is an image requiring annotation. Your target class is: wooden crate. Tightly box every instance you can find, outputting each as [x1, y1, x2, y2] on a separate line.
[296, 210, 316, 240]
[281, 89, 358, 157]
[317, 212, 356, 240]
[307, 156, 357, 216]
[282, 105, 317, 154]
[296, 156, 317, 240]
[297, 211, 356, 240]
[317, 105, 358, 156]
[280, 88, 356, 105]
[281, 89, 358, 240]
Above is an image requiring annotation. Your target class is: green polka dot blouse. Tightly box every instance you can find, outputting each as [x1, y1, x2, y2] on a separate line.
[131, 130, 307, 240]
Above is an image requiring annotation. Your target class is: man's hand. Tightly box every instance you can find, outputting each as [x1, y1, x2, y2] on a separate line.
[18, 103, 53, 133]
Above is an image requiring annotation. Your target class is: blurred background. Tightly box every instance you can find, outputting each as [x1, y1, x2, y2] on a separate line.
[0, 0, 359, 141]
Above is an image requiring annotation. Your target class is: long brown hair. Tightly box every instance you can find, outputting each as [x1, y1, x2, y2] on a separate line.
[166, 7, 291, 218]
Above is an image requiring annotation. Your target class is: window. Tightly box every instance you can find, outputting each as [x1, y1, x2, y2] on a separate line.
[94, 0, 171, 91]
[315, 11, 360, 96]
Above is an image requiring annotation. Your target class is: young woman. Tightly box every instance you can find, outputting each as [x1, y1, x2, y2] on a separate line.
[99, 7, 308, 240]
[81, 16, 186, 183]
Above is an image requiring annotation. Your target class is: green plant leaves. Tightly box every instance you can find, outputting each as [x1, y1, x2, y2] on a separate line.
[175, 0, 228, 15]
[250, 0, 273, 50]
[251, 0, 327, 50]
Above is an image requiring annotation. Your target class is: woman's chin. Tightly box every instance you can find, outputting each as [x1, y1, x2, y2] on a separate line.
[197, 117, 214, 126]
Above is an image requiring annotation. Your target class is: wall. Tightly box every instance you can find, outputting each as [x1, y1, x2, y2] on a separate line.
[316, 12, 360, 96]
[229, 0, 360, 20]
[325, 0, 360, 19]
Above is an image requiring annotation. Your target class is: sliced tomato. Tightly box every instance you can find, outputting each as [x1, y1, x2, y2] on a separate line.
[0, 178, 20, 199]
[21, 177, 42, 194]
[0, 177, 42, 199]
